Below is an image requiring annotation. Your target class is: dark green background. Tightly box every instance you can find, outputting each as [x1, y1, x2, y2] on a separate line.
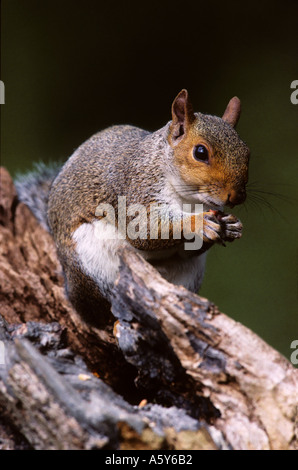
[1, 1, 297, 361]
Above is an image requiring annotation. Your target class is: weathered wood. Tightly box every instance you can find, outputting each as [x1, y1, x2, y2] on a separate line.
[0, 317, 219, 450]
[113, 249, 298, 449]
[0, 167, 137, 395]
[0, 166, 297, 450]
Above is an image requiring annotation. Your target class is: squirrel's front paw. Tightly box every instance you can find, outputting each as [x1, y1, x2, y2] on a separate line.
[202, 212, 222, 244]
[219, 213, 243, 242]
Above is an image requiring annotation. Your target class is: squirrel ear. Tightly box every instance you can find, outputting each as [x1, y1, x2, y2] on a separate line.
[169, 89, 196, 144]
[222, 97, 241, 128]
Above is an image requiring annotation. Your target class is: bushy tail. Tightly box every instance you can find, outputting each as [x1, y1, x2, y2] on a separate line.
[14, 161, 62, 231]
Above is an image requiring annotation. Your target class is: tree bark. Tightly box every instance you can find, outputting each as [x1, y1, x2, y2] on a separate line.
[0, 166, 297, 450]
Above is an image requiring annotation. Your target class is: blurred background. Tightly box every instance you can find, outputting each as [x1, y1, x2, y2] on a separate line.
[1, 0, 297, 360]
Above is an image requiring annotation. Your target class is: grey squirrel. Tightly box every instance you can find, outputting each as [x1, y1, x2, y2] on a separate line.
[16, 90, 250, 327]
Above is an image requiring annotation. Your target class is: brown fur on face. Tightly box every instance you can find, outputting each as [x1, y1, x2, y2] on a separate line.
[168, 90, 250, 207]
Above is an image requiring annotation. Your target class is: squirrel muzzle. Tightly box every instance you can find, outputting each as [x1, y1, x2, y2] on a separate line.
[226, 188, 247, 207]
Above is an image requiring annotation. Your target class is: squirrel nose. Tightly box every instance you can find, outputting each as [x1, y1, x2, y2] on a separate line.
[227, 188, 246, 207]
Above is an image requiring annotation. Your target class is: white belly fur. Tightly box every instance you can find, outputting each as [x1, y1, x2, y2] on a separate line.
[73, 220, 207, 295]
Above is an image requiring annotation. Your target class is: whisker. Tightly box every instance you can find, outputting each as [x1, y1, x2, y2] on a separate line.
[246, 180, 296, 205]
[244, 197, 266, 218]
[246, 193, 289, 223]
[247, 188, 294, 205]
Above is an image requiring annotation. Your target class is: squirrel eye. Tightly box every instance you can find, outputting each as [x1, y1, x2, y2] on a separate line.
[193, 144, 209, 163]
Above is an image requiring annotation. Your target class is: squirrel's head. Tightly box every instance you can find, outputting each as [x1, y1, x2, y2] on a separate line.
[168, 89, 250, 209]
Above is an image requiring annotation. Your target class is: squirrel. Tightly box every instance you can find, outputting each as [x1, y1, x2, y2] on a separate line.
[15, 90, 250, 327]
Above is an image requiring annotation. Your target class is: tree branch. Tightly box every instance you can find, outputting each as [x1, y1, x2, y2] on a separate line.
[0, 167, 297, 450]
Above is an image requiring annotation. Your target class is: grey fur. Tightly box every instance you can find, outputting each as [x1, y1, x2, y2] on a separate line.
[15, 161, 62, 231]
[14, 91, 250, 327]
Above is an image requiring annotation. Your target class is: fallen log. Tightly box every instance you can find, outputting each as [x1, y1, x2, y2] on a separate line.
[0, 167, 297, 450]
